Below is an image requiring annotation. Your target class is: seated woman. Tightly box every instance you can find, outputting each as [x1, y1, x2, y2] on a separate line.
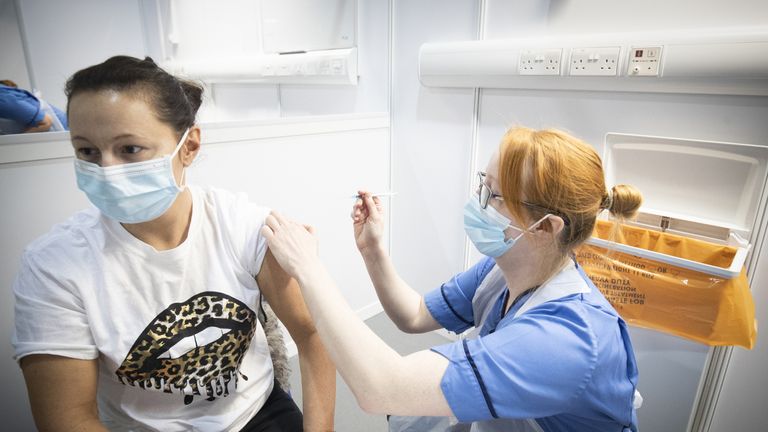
[262, 127, 642, 431]
[12, 56, 335, 432]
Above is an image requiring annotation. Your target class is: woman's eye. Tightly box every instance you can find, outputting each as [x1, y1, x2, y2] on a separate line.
[122, 145, 142, 154]
[77, 147, 98, 157]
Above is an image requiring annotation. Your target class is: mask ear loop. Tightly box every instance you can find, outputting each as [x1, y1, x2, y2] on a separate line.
[171, 128, 191, 158]
[508, 213, 552, 242]
[179, 167, 188, 188]
[172, 128, 192, 188]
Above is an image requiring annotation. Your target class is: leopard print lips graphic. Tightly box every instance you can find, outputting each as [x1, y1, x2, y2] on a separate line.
[116, 292, 258, 405]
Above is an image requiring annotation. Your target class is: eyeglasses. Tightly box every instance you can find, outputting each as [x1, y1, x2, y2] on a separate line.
[477, 171, 504, 209]
[476, 171, 571, 226]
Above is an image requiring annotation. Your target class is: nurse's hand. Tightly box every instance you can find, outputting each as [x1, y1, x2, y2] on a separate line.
[261, 211, 320, 280]
[351, 190, 384, 256]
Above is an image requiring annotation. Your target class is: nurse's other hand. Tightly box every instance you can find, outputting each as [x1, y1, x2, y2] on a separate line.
[351, 190, 384, 256]
[261, 211, 320, 280]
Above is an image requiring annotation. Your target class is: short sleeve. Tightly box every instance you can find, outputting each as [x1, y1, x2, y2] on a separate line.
[0, 87, 43, 126]
[12, 253, 98, 362]
[209, 187, 270, 277]
[241, 202, 270, 277]
[424, 257, 495, 333]
[431, 302, 598, 422]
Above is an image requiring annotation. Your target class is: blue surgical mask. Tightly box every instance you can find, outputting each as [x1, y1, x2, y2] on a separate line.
[463, 197, 550, 258]
[74, 129, 190, 224]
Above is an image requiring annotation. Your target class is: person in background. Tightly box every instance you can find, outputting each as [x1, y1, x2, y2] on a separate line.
[12, 56, 335, 432]
[261, 127, 643, 431]
[0, 79, 68, 134]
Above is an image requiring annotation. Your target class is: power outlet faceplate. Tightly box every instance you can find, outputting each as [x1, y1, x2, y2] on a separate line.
[519, 49, 562, 76]
[569, 47, 621, 76]
[628, 46, 662, 76]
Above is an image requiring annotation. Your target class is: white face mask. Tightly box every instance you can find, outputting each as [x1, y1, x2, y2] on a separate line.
[74, 128, 190, 224]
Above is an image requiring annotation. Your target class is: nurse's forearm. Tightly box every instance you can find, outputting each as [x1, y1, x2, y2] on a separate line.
[295, 261, 451, 416]
[361, 246, 439, 333]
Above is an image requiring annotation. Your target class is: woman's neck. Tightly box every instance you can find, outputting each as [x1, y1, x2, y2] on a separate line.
[121, 188, 193, 251]
[495, 248, 571, 313]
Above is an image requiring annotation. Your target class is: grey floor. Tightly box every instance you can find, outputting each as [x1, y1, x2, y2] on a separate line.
[287, 311, 452, 431]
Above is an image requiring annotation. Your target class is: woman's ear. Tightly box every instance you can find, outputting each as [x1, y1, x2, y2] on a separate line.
[537, 215, 566, 237]
[181, 125, 202, 166]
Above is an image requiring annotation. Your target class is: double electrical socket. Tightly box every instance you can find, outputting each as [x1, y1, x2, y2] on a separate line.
[519, 49, 562, 76]
[569, 47, 621, 76]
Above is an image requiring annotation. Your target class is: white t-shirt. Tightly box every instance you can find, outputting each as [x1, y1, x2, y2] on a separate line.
[13, 185, 276, 432]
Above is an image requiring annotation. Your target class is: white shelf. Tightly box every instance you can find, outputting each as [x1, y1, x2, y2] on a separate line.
[162, 48, 358, 85]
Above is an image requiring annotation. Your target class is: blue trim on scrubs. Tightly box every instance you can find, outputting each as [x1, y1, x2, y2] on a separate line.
[432, 299, 597, 423]
[440, 285, 473, 326]
[462, 339, 498, 418]
[425, 260, 639, 432]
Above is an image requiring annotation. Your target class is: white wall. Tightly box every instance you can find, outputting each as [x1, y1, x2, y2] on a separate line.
[390, 0, 479, 294]
[0, 0, 31, 90]
[0, 114, 389, 430]
[545, 0, 768, 33]
[16, 0, 147, 110]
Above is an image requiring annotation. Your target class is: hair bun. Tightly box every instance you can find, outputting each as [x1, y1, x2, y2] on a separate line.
[179, 79, 204, 115]
[607, 184, 642, 219]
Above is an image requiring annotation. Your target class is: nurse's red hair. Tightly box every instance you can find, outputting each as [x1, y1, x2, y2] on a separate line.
[498, 126, 642, 253]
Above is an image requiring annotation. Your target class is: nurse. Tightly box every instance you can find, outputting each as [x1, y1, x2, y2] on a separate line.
[261, 127, 642, 431]
[0, 79, 68, 134]
[12, 56, 335, 432]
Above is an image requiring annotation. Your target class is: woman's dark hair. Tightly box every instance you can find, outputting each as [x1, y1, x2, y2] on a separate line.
[65, 56, 203, 134]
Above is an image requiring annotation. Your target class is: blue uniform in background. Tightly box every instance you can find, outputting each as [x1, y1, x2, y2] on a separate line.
[417, 256, 639, 432]
[0, 84, 68, 134]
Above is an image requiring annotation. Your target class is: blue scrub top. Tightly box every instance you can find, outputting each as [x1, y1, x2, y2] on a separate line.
[0, 85, 68, 134]
[425, 257, 639, 432]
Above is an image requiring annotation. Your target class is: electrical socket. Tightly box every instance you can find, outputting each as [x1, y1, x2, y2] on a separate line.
[569, 47, 621, 76]
[628, 46, 662, 77]
[519, 49, 562, 76]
